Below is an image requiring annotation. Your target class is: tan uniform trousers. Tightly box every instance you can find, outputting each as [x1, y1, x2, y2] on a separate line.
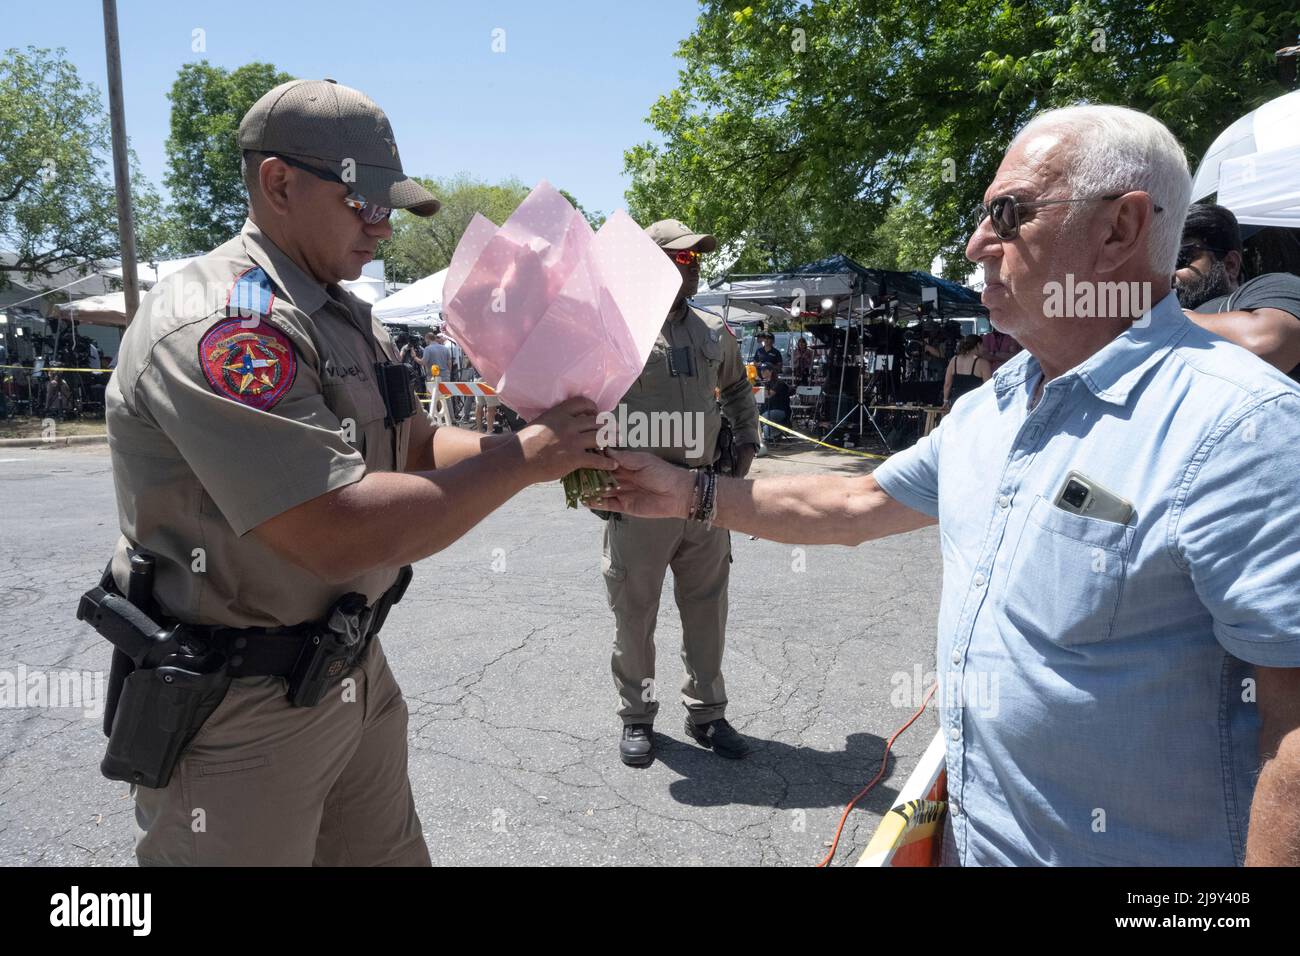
[133, 638, 429, 866]
[603, 514, 732, 725]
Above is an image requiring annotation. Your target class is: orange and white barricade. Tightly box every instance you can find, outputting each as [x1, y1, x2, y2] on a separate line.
[426, 380, 498, 426]
[857, 730, 948, 867]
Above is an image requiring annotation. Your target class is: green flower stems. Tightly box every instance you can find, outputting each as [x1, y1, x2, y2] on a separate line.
[562, 467, 619, 509]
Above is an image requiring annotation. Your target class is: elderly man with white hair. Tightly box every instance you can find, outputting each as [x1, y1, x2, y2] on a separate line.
[594, 105, 1300, 866]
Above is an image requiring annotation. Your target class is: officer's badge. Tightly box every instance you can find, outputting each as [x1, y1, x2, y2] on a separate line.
[198, 318, 297, 410]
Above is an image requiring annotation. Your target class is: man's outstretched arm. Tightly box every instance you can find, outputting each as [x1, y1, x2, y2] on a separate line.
[594, 450, 934, 546]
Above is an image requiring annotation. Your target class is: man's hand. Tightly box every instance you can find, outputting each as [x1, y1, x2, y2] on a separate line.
[590, 450, 693, 518]
[516, 396, 614, 483]
[734, 442, 758, 478]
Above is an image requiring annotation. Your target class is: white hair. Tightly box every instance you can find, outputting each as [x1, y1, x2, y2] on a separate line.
[1013, 104, 1192, 276]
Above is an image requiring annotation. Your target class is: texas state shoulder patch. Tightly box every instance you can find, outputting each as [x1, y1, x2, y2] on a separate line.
[198, 318, 298, 410]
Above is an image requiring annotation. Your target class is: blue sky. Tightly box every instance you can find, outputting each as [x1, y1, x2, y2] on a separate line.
[9, 0, 703, 215]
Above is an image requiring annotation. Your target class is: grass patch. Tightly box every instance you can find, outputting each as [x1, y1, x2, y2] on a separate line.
[0, 417, 107, 440]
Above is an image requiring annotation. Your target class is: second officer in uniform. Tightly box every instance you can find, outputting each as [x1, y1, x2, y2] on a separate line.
[602, 219, 760, 766]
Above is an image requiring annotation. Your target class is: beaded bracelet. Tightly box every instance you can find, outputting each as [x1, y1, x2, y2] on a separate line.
[688, 468, 711, 522]
[691, 468, 722, 528]
[686, 468, 704, 520]
[696, 469, 711, 522]
[698, 469, 718, 528]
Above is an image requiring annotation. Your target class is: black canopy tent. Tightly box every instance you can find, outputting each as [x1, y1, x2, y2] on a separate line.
[692, 255, 988, 449]
[716, 254, 988, 323]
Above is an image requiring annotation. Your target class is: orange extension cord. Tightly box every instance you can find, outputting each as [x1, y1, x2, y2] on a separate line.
[816, 682, 938, 867]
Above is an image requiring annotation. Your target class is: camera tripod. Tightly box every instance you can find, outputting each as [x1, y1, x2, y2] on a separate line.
[822, 314, 893, 453]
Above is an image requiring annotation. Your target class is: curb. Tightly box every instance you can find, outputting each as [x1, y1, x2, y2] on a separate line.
[0, 434, 108, 448]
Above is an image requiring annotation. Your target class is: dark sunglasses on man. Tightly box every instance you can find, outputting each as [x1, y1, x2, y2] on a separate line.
[671, 249, 701, 266]
[1175, 242, 1230, 271]
[265, 153, 393, 225]
[974, 192, 1164, 241]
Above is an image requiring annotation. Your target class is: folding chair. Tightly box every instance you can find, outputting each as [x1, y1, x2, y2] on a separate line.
[790, 385, 822, 431]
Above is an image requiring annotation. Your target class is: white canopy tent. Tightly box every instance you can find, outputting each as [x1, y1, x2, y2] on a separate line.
[340, 275, 387, 303]
[339, 259, 389, 304]
[109, 256, 389, 303]
[371, 267, 447, 328]
[56, 292, 128, 327]
[105, 257, 202, 287]
[1191, 89, 1300, 228]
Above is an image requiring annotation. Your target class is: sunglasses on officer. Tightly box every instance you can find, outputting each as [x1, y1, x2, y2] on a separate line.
[268, 154, 393, 225]
[973, 192, 1164, 241]
[670, 249, 701, 266]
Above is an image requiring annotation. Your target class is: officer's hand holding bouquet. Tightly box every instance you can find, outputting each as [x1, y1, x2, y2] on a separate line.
[516, 396, 615, 483]
[441, 181, 682, 508]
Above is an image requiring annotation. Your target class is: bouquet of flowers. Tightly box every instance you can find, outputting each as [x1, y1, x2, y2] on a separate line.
[441, 181, 682, 505]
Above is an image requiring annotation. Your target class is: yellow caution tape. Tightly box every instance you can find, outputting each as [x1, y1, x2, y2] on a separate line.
[0, 364, 111, 374]
[758, 415, 890, 460]
[402, 403, 889, 463]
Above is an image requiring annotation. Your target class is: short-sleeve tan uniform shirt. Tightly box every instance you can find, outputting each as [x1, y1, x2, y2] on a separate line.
[618, 304, 760, 468]
[106, 219, 416, 628]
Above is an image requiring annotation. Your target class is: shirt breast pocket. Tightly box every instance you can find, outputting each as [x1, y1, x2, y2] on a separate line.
[698, 336, 722, 374]
[1001, 495, 1135, 647]
[636, 344, 669, 391]
[324, 379, 386, 452]
[690, 336, 723, 400]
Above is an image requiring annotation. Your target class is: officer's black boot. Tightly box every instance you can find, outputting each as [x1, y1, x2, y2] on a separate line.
[684, 716, 750, 759]
[620, 723, 655, 766]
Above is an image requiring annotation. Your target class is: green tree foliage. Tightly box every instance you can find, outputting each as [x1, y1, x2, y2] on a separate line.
[559, 188, 606, 231]
[162, 61, 293, 255]
[626, 1, 1300, 280]
[0, 46, 162, 289]
[378, 174, 602, 282]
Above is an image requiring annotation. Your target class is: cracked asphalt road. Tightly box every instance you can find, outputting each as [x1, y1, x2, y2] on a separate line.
[0, 442, 941, 866]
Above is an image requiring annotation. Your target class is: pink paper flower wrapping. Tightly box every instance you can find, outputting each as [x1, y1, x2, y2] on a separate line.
[442, 181, 682, 422]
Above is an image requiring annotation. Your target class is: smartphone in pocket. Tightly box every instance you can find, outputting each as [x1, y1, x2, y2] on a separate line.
[1052, 471, 1134, 525]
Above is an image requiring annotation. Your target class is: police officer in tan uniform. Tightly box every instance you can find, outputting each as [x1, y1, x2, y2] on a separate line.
[93, 79, 611, 865]
[604, 219, 760, 766]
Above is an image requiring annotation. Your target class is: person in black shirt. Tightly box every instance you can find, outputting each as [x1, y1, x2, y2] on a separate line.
[1176, 203, 1300, 382]
[752, 332, 783, 371]
[757, 363, 791, 443]
[944, 335, 990, 407]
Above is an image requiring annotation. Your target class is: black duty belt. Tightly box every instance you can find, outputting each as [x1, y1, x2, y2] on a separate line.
[202, 563, 412, 679]
[90, 565, 411, 676]
[80, 562, 413, 707]
[77, 555, 414, 789]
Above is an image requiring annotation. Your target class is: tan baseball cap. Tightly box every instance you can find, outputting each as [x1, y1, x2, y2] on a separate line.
[645, 219, 717, 252]
[238, 79, 440, 216]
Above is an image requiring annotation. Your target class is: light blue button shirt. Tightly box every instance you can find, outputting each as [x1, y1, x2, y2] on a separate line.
[873, 292, 1300, 866]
